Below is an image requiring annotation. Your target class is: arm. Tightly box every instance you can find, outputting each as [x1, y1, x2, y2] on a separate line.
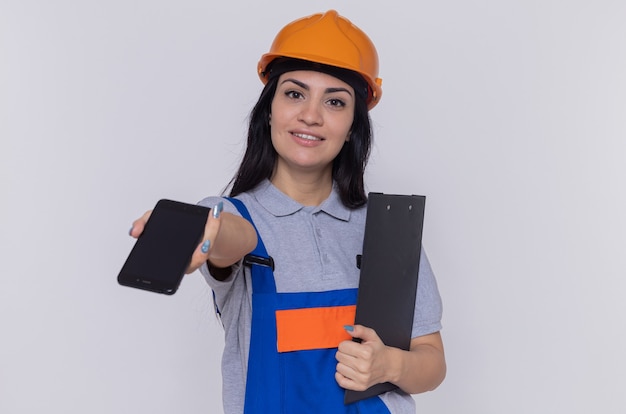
[335, 326, 446, 394]
[130, 201, 257, 275]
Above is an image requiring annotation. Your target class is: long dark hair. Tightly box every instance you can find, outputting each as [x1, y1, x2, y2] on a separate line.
[228, 73, 373, 209]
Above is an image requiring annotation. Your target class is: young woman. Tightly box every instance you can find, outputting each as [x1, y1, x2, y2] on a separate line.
[130, 10, 445, 414]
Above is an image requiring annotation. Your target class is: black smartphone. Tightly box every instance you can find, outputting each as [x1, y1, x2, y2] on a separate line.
[118, 199, 210, 295]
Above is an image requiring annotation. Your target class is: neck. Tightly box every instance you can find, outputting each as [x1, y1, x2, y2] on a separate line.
[270, 166, 333, 206]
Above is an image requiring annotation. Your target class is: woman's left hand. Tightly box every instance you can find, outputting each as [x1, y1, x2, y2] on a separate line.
[334, 325, 390, 391]
[336, 327, 446, 394]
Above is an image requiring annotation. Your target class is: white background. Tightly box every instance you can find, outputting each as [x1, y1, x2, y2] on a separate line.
[1, 0, 625, 413]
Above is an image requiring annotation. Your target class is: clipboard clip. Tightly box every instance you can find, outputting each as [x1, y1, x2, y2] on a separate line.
[356, 254, 362, 269]
[243, 254, 275, 271]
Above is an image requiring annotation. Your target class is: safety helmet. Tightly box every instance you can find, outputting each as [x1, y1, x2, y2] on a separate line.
[258, 10, 383, 110]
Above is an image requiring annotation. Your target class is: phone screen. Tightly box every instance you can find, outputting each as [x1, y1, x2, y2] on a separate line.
[118, 199, 210, 295]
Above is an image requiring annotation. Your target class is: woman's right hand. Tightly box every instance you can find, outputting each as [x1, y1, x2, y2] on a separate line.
[128, 210, 152, 239]
[128, 201, 257, 275]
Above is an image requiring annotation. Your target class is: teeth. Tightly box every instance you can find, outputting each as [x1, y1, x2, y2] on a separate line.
[293, 133, 321, 141]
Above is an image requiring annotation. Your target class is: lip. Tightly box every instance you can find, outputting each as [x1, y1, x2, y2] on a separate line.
[290, 131, 324, 141]
[289, 131, 325, 147]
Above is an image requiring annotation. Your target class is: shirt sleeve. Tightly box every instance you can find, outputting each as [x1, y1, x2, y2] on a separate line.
[411, 247, 443, 338]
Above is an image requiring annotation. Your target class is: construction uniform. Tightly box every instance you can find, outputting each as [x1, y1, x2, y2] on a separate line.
[200, 180, 443, 413]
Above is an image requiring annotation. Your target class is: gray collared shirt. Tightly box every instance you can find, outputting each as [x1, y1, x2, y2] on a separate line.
[199, 179, 442, 414]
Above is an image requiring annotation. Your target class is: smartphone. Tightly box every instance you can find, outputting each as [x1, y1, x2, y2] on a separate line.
[117, 199, 210, 295]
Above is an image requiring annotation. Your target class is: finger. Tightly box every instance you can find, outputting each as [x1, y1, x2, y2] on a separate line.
[335, 361, 356, 383]
[337, 325, 369, 356]
[129, 210, 152, 238]
[337, 337, 361, 357]
[344, 324, 380, 343]
[335, 371, 353, 390]
[187, 201, 224, 273]
[335, 345, 359, 365]
[336, 345, 370, 377]
[335, 368, 367, 392]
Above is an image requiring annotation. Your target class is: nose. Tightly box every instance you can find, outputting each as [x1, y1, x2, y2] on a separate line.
[297, 101, 323, 126]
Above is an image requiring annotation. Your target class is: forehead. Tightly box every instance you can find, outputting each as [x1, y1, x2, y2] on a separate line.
[277, 70, 354, 92]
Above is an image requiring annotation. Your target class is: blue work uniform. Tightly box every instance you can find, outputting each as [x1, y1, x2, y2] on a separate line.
[229, 198, 391, 414]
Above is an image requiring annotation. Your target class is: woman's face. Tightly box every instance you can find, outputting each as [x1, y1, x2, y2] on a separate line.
[270, 70, 355, 178]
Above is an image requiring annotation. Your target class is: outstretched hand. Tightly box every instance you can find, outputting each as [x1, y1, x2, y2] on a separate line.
[335, 325, 391, 391]
[128, 202, 224, 274]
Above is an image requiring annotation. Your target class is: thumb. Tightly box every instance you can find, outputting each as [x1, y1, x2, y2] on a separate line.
[344, 324, 380, 343]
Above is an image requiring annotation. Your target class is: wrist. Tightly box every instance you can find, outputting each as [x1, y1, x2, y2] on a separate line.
[385, 346, 405, 385]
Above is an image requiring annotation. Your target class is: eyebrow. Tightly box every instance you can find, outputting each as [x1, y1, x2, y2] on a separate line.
[281, 78, 353, 97]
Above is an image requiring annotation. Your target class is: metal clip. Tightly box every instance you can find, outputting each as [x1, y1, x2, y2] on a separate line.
[243, 254, 275, 271]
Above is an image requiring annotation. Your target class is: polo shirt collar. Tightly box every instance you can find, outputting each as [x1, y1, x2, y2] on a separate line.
[252, 179, 351, 221]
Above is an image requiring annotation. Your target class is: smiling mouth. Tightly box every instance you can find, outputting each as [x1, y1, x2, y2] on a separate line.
[292, 132, 323, 141]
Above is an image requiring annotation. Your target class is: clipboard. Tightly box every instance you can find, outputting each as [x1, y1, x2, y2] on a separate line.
[345, 193, 425, 404]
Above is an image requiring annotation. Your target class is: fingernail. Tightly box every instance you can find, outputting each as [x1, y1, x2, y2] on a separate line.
[344, 325, 354, 332]
[213, 201, 223, 219]
[201, 240, 211, 254]
[129, 226, 134, 236]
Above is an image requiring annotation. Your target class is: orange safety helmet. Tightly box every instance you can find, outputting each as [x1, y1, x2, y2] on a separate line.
[258, 10, 383, 110]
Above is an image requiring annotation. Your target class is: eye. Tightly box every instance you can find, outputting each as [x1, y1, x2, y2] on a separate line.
[285, 90, 304, 100]
[327, 98, 346, 108]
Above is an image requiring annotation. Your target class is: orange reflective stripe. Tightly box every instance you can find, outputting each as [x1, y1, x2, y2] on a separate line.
[275, 305, 356, 353]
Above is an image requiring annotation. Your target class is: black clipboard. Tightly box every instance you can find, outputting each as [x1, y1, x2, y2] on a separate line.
[345, 193, 425, 404]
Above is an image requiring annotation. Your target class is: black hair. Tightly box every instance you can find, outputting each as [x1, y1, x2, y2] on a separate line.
[227, 68, 373, 209]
